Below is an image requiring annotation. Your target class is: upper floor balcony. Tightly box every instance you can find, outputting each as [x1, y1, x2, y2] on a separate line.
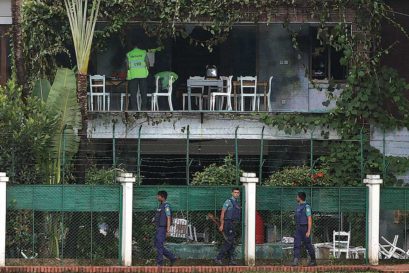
[88, 23, 346, 115]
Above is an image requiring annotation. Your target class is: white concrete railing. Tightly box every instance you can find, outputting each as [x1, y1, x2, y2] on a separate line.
[0, 172, 9, 266]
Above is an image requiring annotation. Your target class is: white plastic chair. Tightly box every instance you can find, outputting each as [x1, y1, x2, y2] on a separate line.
[379, 235, 408, 259]
[120, 93, 130, 111]
[330, 231, 351, 259]
[183, 76, 205, 110]
[237, 76, 257, 111]
[210, 76, 233, 111]
[256, 76, 273, 111]
[88, 75, 110, 111]
[151, 75, 174, 111]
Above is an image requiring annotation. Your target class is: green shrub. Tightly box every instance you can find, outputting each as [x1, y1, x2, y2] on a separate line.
[191, 155, 241, 185]
[85, 165, 119, 185]
[264, 165, 333, 187]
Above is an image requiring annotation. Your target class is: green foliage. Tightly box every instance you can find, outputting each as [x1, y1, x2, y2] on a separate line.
[85, 165, 117, 185]
[191, 155, 241, 185]
[32, 79, 51, 101]
[0, 80, 57, 184]
[264, 165, 332, 187]
[18, 0, 409, 187]
[46, 68, 81, 184]
[6, 207, 33, 258]
[22, 0, 72, 83]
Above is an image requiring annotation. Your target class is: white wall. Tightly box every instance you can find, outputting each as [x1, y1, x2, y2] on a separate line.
[0, 0, 12, 25]
[88, 113, 340, 140]
[371, 127, 409, 184]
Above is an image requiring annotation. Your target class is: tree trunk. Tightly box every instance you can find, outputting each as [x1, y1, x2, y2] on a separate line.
[74, 72, 88, 183]
[11, 0, 28, 98]
[65, 73, 88, 257]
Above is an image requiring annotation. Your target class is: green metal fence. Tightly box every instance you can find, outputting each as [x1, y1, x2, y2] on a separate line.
[256, 187, 368, 263]
[380, 188, 409, 253]
[131, 185, 245, 265]
[5, 183, 409, 265]
[6, 185, 121, 265]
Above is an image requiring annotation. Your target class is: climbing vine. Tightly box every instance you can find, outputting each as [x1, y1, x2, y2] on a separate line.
[19, 0, 409, 185]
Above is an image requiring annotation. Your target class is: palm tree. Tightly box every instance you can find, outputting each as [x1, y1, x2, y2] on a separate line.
[64, 0, 100, 182]
[64, 0, 100, 257]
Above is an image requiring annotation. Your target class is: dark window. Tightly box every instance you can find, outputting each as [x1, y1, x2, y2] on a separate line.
[0, 26, 10, 86]
[310, 27, 347, 81]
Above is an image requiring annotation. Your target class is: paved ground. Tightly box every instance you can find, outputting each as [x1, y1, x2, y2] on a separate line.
[376, 264, 409, 273]
[0, 265, 408, 273]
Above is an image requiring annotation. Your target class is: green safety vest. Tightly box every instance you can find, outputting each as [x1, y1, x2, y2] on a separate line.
[127, 48, 149, 80]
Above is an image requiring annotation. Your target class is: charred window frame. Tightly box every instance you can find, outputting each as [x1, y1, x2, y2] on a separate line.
[309, 26, 348, 82]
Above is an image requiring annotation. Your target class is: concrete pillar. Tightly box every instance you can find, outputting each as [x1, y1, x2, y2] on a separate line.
[117, 172, 136, 266]
[364, 174, 383, 265]
[0, 172, 8, 266]
[240, 172, 258, 267]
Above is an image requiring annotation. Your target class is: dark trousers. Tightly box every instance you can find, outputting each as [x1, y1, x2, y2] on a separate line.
[293, 225, 316, 259]
[129, 78, 148, 110]
[154, 227, 176, 266]
[216, 221, 237, 261]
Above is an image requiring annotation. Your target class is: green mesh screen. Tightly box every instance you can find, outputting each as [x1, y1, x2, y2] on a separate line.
[7, 185, 120, 212]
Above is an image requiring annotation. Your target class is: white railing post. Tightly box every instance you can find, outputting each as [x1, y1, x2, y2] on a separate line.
[240, 172, 258, 267]
[117, 172, 135, 266]
[0, 172, 8, 266]
[364, 174, 383, 265]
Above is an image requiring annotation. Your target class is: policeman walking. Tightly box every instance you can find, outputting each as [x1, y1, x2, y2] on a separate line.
[154, 191, 176, 266]
[292, 192, 317, 266]
[214, 188, 241, 266]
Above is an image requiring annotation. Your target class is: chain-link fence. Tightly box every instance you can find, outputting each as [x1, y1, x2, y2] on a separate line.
[6, 183, 409, 265]
[380, 188, 409, 259]
[6, 185, 121, 265]
[132, 186, 244, 265]
[256, 187, 367, 264]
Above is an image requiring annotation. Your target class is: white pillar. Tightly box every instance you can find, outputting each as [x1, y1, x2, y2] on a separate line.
[0, 172, 8, 266]
[117, 172, 135, 266]
[240, 172, 258, 267]
[364, 174, 383, 266]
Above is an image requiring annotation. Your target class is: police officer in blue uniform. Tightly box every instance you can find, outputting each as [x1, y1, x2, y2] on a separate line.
[214, 187, 241, 266]
[292, 192, 317, 266]
[154, 191, 176, 266]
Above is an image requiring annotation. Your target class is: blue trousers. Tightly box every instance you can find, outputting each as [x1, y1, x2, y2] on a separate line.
[216, 221, 237, 261]
[293, 225, 316, 259]
[154, 227, 176, 265]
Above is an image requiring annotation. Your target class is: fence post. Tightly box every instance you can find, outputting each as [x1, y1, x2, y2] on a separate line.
[117, 172, 136, 266]
[137, 125, 142, 185]
[113, 122, 116, 168]
[259, 126, 265, 185]
[240, 172, 258, 267]
[186, 125, 190, 185]
[310, 130, 314, 174]
[382, 128, 386, 180]
[0, 172, 9, 266]
[360, 127, 364, 182]
[364, 174, 383, 265]
[235, 126, 239, 185]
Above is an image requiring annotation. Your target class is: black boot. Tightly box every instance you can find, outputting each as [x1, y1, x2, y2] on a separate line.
[291, 258, 299, 266]
[308, 258, 317, 266]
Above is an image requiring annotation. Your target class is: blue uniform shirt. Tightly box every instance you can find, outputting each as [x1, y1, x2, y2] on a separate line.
[222, 197, 236, 210]
[223, 197, 241, 221]
[305, 204, 312, 217]
[163, 202, 171, 216]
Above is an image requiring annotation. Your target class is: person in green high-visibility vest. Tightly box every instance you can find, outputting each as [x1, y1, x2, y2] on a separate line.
[126, 41, 150, 110]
